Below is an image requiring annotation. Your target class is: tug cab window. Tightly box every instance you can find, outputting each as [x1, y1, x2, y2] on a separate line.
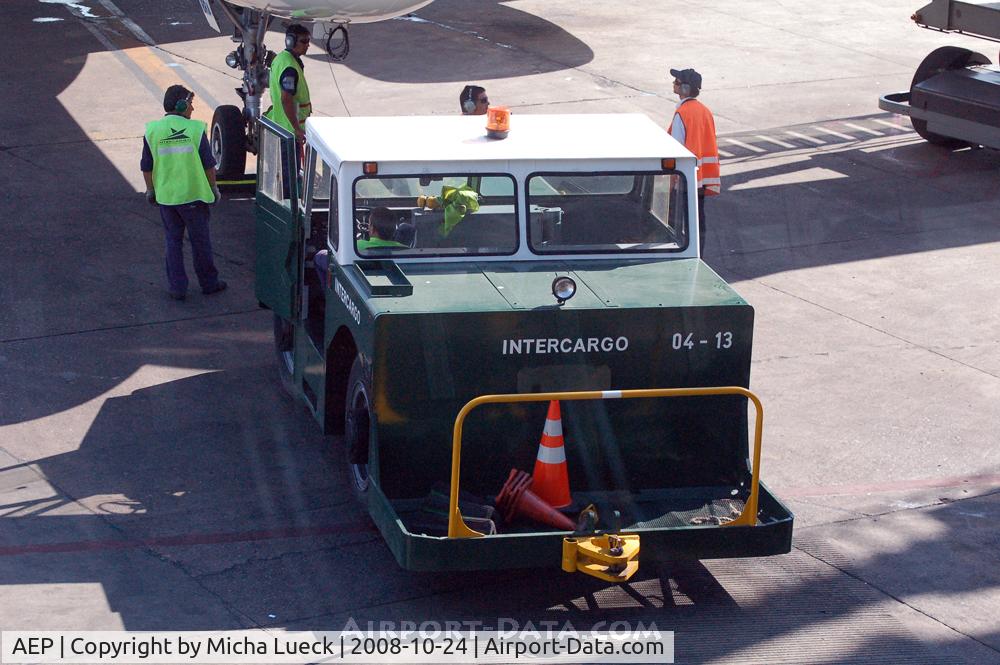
[257, 129, 289, 208]
[353, 174, 518, 257]
[527, 172, 688, 254]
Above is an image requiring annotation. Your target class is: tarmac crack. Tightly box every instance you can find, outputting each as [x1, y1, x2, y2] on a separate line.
[404, 13, 661, 100]
[689, 2, 918, 71]
[0, 308, 266, 345]
[729, 269, 1000, 383]
[0, 450, 262, 629]
[0, 148, 48, 172]
[261, 572, 536, 627]
[0, 136, 144, 150]
[794, 531, 1000, 657]
[795, 486, 1000, 530]
[191, 536, 382, 582]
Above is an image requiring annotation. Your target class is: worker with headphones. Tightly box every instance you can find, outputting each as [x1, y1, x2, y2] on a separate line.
[668, 67, 721, 256]
[266, 23, 313, 143]
[141, 84, 226, 301]
[459, 84, 489, 115]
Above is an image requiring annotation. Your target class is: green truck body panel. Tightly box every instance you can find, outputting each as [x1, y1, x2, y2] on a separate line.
[254, 118, 300, 320]
[370, 482, 794, 570]
[351, 259, 746, 315]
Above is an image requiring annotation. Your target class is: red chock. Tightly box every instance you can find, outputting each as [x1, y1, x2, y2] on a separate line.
[496, 468, 575, 531]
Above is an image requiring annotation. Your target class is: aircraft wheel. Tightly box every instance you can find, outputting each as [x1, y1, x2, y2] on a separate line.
[273, 314, 295, 396]
[211, 105, 247, 179]
[909, 46, 991, 148]
[343, 356, 372, 502]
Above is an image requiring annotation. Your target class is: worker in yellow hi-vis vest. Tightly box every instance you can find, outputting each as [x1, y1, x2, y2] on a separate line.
[266, 24, 313, 145]
[141, 85, 226, 301]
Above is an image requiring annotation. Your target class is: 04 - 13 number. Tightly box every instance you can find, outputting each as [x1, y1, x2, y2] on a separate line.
[671, 332, 733, 350]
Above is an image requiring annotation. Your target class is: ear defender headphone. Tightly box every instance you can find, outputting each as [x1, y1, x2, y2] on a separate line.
[679, 83, 691, 97]
[285, 31, 297, 50]
[174, 93, 192, 113]
[462, 87, 477, 114]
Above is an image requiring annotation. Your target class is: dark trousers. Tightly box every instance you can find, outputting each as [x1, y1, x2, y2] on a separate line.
[159, 202, 220, 295]
[697, 187, 706, 255]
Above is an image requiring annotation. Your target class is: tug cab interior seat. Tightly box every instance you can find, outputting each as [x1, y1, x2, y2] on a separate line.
[411, 206, 518, 253]
[392, 222, 417, 248]
[530, 196, 677, 247]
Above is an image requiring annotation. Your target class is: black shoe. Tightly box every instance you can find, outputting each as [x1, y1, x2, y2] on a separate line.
[169, 291, 186, 301]
[202, 280, 227, 295]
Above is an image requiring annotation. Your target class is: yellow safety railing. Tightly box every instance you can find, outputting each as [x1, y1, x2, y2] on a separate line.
[448, 387, 764, 538]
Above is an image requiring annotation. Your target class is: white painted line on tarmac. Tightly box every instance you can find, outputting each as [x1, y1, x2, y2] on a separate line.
[725, 138, 766, 154]
[843, 122, 883, 137]
[718, 149, 735, 158]
[75, 19, 164, 99]
[755, 135, 796, 149]
[811, 125, 855, 141]
[96, 0, 153, 44]
[785, 131, 825, 145]
[872, 118, 909, 131]
[92, 0, 222, 111]
[76, 15, 118, 50]
[39, 0, 97, 19]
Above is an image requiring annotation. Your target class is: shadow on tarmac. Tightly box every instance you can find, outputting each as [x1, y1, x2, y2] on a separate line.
[2, 4, 999, 658]
[2, 368, 999, 660]
[333, 0, 595, 83]
[706, 122, 1000, 277]
[134, 0, 595, 84]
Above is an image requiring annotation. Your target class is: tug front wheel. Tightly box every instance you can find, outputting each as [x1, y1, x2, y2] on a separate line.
[344, 356, 373, 502]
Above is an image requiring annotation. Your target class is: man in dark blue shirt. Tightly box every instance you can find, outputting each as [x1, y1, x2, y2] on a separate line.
[141, 85, 226, 301]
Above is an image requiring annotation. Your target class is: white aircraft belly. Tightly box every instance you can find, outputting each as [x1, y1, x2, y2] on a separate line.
[224, 0, 434, 23]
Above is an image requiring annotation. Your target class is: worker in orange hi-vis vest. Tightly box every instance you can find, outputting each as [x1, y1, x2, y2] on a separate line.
[668, 67, 720, 255]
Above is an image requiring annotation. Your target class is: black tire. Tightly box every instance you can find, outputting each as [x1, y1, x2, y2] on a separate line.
[343, 356, 373, 502]
[211, 105, 247, 179]
[909, 46, 991, 148]
[273, 314, 295, 396]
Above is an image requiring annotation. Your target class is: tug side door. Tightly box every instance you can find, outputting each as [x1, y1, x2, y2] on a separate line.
[254, 118, 301, 320]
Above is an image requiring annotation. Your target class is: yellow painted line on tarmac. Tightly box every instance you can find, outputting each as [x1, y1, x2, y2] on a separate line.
[120, 46, 213, 125]
[71, 0, 220, 125]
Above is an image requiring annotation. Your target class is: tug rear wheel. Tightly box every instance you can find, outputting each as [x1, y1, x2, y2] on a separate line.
[909, 46, 991, 148]
[273, 314, 295, 396]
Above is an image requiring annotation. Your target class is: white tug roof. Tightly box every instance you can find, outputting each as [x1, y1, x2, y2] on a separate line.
[305, 113, 691, 166]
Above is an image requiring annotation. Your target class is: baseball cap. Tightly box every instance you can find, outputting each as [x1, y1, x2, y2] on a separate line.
[669, 68, 702, 90]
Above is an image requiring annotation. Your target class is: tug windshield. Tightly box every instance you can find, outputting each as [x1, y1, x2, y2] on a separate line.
[526, 172, 689, 254]
[353, 175, 518, 257]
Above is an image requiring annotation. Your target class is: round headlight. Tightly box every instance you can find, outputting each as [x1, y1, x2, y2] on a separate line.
[225, 52, 239, 69]
[552, 276, 576, 304]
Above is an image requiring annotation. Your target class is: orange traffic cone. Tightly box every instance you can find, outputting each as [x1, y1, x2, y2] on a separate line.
[532, 400, 572, 508]
[496, 469, 575, 531]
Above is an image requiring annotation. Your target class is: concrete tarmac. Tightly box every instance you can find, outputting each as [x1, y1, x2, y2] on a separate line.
[1, 1, 999, 663]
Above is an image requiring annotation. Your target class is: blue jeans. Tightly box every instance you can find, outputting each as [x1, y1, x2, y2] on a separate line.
[159, 202, 220, 295]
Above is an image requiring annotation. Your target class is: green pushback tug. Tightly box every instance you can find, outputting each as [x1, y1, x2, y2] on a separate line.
[254, 112, 793, 581]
